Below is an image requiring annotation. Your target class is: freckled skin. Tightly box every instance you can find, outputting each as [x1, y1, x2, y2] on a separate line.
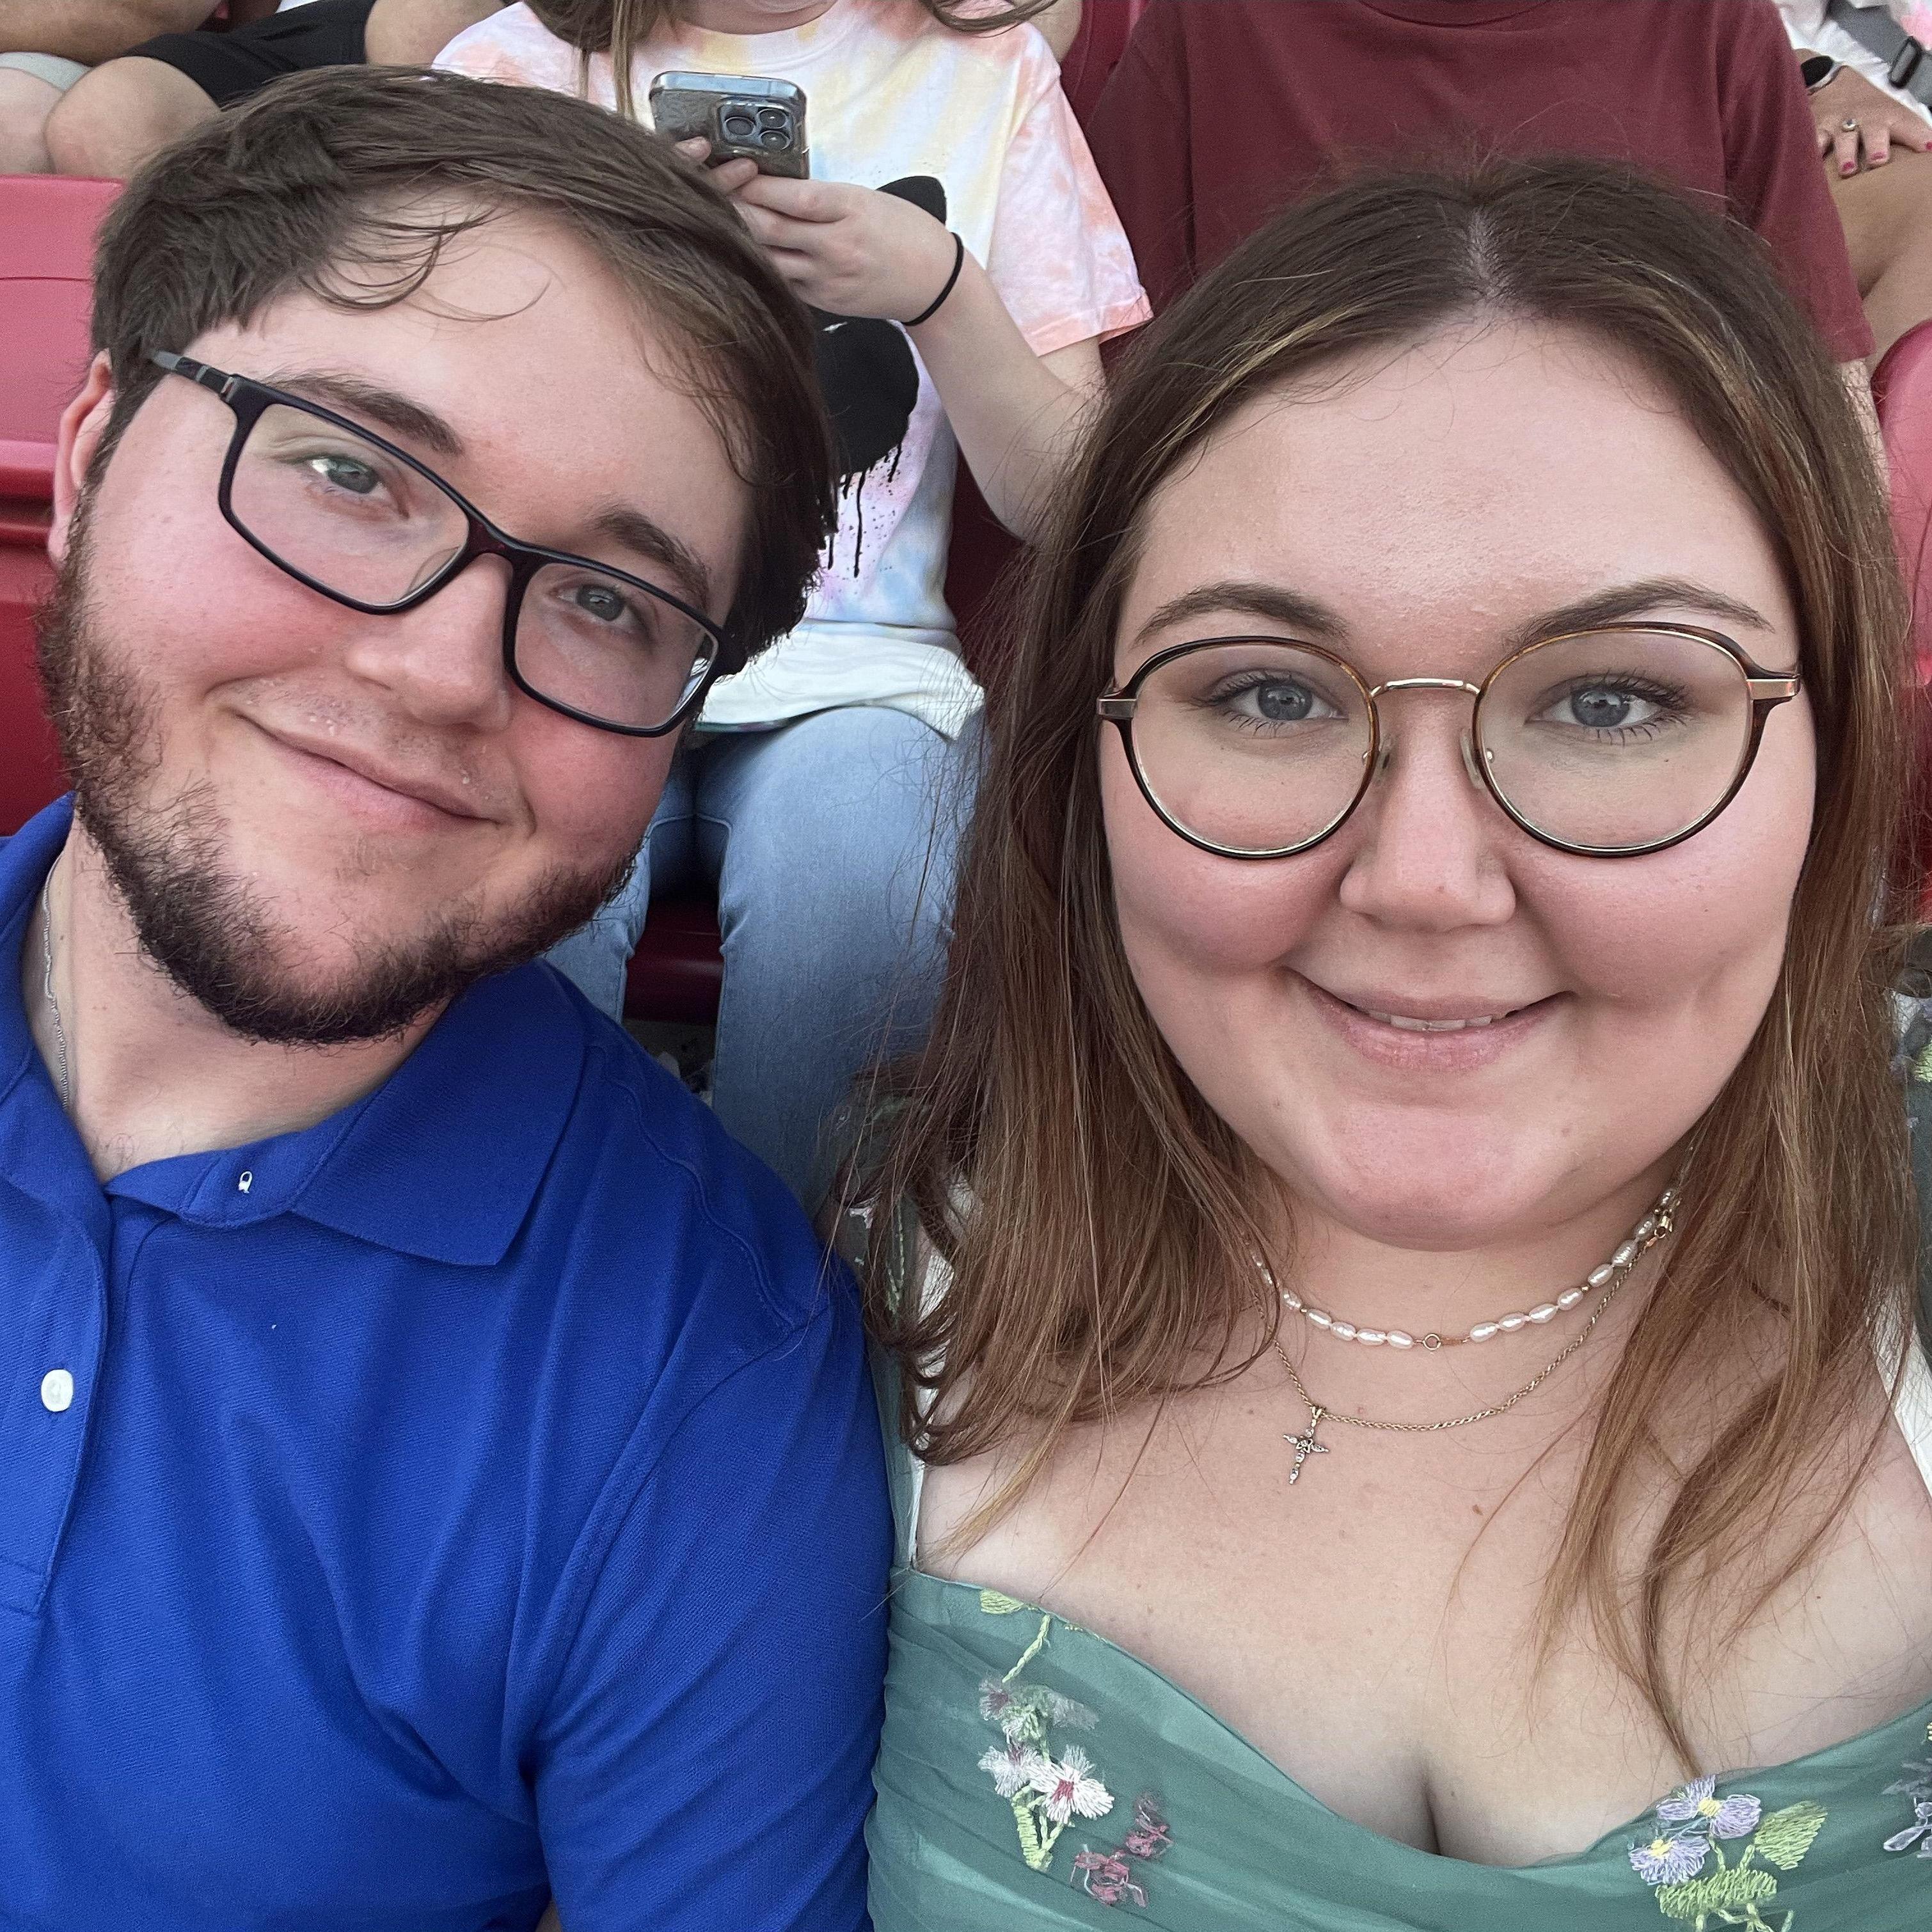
[1100, 319, 1815, 1252]
[922, 320, 1932, 1867]
[53, 211, 749, 1004]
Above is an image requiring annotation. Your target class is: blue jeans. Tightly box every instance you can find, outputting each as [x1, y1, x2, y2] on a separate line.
[546, 704, 979, 1206]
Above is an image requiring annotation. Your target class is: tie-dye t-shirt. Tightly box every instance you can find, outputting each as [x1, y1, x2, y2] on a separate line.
[1777, 0, 1932, 122]
[438, 0, 1150, 738]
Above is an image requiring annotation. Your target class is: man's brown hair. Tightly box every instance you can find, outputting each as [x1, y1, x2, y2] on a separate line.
[86, 64, 836, 656]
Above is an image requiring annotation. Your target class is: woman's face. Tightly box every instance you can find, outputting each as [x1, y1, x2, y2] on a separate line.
[1101, 319, 1816, 1248]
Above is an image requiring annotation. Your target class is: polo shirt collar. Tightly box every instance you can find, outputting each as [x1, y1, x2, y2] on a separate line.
[0, 797, 587, 1269]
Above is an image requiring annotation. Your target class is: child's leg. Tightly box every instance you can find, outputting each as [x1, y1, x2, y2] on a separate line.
[697, 705, 981, 1207]
[0, 58, 85, 173]
[45, 0, 374, 180]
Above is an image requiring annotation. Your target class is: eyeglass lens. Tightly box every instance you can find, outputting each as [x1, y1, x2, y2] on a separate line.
[1125, 630, 1759, 856]
[227, 401, 717, 731]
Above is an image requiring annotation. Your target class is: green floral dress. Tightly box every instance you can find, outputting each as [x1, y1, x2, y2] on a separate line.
[859, 1035, 1932, 1930]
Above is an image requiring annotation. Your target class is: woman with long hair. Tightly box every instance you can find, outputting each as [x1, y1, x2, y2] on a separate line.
[850, 155, 1932, 1926]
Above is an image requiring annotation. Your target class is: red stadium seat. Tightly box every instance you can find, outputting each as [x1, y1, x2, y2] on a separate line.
[1871, 324, 1932, 908]
[622, 891, 726, 1026]
[0, 175, 118, 496]
[1875, 319, 1932, 686]
[0, 174, 119, 835]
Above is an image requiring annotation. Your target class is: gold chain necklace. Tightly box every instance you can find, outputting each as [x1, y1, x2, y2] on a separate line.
[1263, 1190, 1679, 1485]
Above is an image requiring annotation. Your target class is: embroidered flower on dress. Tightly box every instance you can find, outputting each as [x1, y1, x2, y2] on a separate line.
[1028, 1745, 1114, 1826]
[1883, 1728, 1932, 1860]
[1883, 1798, 1932, 1858]
[1658, 1776, 1763, 1841]
[1629, 1832, 1711, 1885]
[1120, 1794, 1173, 1862]
[978, 1737, 1034, 1800]
[1072, 1796, 1172, 1912]
[979, 1679, 1019, 1727]
[1045, 1688, 1100, 1731]
[1070, 1848, 1148, 1908]
[1627, 1783, 1825, 1929]
[972, 1603, 1167, 1905]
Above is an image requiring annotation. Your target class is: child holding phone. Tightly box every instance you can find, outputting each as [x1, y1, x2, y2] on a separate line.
[438, 0, 1146, 1207]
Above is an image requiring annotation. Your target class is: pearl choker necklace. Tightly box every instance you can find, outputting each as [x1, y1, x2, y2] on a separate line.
[1276, 1182, 1679, 1353]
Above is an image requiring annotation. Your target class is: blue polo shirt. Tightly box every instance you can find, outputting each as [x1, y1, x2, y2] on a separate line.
[0, 799, 890, 1931]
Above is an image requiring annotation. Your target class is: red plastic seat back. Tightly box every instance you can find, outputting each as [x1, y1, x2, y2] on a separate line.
[1872, 322, 1932, 905]
[0, 175, 119, 834]
[1874, 320, 1932, 686]
[0, 500, 63, 835]
[0, 175, 119, 498]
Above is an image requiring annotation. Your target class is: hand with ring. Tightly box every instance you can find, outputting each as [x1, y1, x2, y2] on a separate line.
[1809, 61, 1932, 174]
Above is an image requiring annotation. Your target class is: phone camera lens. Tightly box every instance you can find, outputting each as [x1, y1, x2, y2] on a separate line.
[759, 127, 792, 150]
[756, 107, 790, 131]
[721, 110, 756, 141]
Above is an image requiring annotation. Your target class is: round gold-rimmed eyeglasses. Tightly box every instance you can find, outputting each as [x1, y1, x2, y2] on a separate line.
[1096, 624, 1802, 860]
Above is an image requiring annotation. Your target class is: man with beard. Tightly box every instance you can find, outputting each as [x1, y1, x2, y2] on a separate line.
[1, 67, 887, 1932]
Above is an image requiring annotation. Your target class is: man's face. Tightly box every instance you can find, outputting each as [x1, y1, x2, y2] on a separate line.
[45, 210, 748, 1042]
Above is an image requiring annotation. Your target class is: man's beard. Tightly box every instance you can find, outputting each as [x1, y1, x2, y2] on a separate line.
[35, 508, 637, 1047]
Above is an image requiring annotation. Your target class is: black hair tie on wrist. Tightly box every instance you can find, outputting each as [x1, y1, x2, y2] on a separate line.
[905, 231, 966, 328]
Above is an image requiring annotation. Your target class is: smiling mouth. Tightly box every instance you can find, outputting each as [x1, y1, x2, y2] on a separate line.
[1356, 1006, 1523, 1033]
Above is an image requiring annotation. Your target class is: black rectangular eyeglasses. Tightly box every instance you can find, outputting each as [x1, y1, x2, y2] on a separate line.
[150, 351, 739, 737]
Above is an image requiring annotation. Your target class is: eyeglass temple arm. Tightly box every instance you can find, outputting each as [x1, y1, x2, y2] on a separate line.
[1097, 696, 1136, 721]
[150, 351, 235, 399]
[1746, 674, 1801, 701]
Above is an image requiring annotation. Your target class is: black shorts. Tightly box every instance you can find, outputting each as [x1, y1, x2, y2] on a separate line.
[126, 0, 374, 110]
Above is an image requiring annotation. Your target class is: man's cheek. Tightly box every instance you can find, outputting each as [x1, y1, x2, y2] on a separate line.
[523, 745, 670, 869]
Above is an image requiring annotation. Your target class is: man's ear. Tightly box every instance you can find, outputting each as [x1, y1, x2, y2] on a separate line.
[49, 352, 117, 566]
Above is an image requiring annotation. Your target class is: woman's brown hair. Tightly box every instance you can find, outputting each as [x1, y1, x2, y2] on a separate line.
[857, 156, 1921, 1767]
[528, 0, 1063, 123]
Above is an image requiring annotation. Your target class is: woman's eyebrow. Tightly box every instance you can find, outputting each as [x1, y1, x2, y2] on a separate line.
[1510, 578, 1773, 647]
[1133, 580, 1351, 647]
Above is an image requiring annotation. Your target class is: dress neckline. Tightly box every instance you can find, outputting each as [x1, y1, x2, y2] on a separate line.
[887, 1341, 1932, 1874]
[895, 1562, 1932, 1875]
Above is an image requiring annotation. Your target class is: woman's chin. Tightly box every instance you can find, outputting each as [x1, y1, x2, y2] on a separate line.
[1260, 1123, 1589, 1252]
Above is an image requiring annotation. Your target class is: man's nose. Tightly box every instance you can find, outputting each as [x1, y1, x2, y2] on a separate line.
[339, 554, 517, 732]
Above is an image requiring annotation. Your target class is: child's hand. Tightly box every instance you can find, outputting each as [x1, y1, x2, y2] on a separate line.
[724, 174, 960, 325]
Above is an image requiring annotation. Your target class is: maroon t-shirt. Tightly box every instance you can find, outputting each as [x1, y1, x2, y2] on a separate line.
[1088, 0, 1871, 360]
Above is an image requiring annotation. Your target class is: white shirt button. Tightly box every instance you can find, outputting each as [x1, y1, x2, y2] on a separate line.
[40, 1369, 74, 1414]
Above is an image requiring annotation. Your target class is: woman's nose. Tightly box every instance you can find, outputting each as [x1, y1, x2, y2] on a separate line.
[1336, 708, 1517, 930]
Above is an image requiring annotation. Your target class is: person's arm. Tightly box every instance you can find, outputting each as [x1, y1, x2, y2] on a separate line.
[364, 0, 504, 65]
[1800, 59, 1932, 174]
[1716, 0, 1875, 363]
[530, 1281, 891, 1932]
[1034, 0, 1081, 64]
[714, 159, 1101, 541]
[0, 0, 208, 62]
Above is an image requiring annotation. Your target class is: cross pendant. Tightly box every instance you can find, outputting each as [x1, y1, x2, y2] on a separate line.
[1284, 1405, 1329, 1485]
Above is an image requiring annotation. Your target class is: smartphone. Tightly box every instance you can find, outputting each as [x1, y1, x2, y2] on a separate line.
[649, 72, 810, 178]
